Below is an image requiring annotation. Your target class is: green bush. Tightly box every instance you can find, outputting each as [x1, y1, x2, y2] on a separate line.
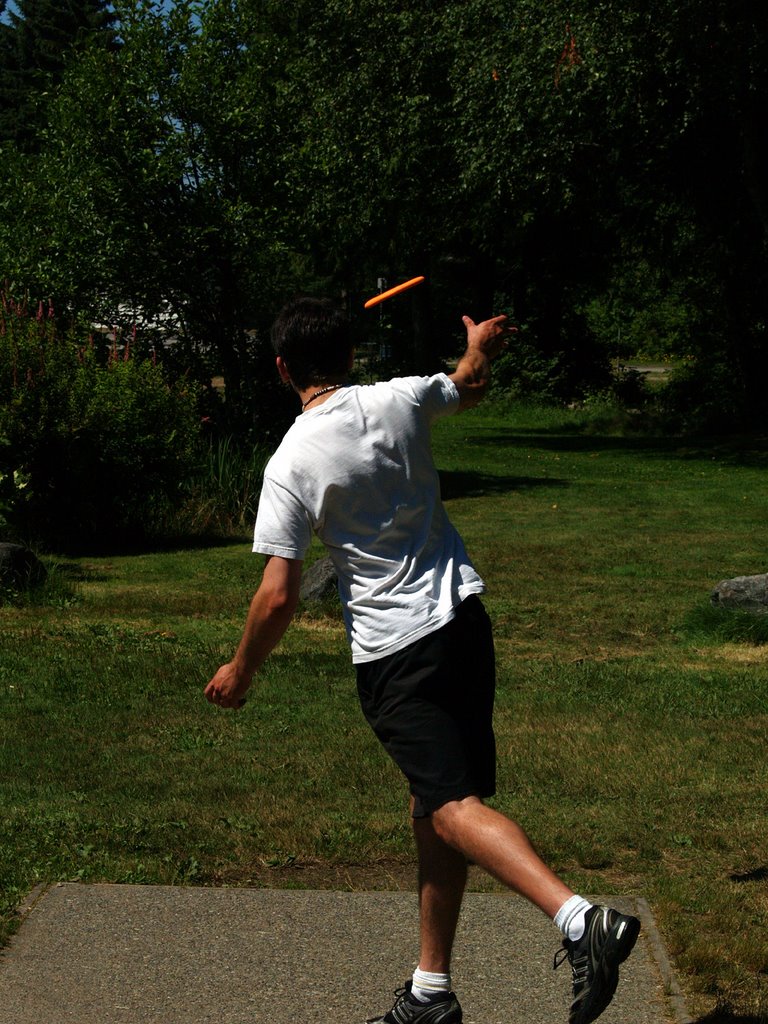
[488, 322, 613, 405]
[584, 283, 698, 364]
[0, 294, 201, 552]
[180, 435, 270, 537]
[655, 356, 747, 434]
[488, 337, 564, 403]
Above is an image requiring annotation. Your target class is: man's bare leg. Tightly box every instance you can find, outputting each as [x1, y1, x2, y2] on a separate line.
[431, 795, 574, 919]
[412, 813, 468, 973]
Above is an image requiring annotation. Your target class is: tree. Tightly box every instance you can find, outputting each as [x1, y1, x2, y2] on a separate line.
[284, 1, 467, 370]
[279, 0, 617, 389]
[549, 0, 768, 425]
[3, 0, 768, 430]
[0, 0, 116, 148]
[0, 0, 307, 440]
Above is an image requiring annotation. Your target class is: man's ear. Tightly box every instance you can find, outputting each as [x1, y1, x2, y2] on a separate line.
[276, 356, 291, 384]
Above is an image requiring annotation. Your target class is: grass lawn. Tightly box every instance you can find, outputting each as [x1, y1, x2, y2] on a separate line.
[1, 399, 766, 1021]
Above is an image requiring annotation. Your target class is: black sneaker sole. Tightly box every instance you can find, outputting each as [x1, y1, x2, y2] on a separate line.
[365, 993, 463, 1024]
[575, 914, 641, 1024]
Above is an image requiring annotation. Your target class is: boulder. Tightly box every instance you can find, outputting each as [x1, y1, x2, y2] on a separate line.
[0, 542, 47, 590]
[299, 556, 338, 603]
[711, 573, 768, 615]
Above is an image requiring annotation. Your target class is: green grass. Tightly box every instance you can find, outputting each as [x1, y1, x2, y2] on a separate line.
[2, 400, 767, 1021]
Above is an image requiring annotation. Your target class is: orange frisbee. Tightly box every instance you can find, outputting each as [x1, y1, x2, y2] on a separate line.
[364, 276, 425, 309]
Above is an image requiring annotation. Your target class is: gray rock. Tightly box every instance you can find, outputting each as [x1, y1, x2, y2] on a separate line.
[0, 542, 47, 590]
[711, 573, 768, 615]
[299, 555, 338, 603]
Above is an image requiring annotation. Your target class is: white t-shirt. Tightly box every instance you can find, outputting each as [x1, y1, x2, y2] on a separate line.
[252, 373, 485, 663]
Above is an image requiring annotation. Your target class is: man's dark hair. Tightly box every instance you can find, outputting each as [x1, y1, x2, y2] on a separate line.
[270, 297, 353, 390]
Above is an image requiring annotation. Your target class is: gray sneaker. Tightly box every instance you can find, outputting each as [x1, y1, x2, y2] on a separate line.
[554, 905, 641, 1024]
[366, 982, 462, 1024]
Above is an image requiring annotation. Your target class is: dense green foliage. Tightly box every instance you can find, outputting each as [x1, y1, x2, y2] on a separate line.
[0, 294, 201, 550]
[0, 0, 115, 148]
[1, 0, 768, 434]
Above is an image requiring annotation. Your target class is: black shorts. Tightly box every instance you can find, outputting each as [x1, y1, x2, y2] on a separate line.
[355, 595, 496, 817]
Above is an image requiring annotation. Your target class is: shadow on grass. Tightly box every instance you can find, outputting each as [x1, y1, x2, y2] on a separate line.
[53, 561, 112, 583]
[470, 430, 680, 453]
[679, 605, 768, 646]
[438, 470, 569, 500]
[464, 428, 768, 468]
[729, 866, 768, 883]
[44, 532, 250, 560]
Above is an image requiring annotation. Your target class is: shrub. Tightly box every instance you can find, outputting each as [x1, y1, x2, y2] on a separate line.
[488, 337, 564, 403]
[656, 356, 747, 434]
[180, 435, 269, 537]
[0, 293, 201, 552]
[488, 326, 613, 405]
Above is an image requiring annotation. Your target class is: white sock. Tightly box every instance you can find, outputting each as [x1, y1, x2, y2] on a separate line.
[411, 968, 451, 1003]
[554, 895, 593, 941]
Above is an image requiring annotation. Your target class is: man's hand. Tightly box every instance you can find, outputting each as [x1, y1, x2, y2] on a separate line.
[450, 313, 516, 411]
[203, 555, 303, 712]
[462, 313, 512, 361]
[204, 661, 251, 709]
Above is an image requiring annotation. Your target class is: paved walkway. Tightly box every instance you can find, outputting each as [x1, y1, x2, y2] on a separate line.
[0, 884, 691, 1024]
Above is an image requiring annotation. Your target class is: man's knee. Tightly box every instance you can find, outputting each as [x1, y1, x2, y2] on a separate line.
[430, 795, 484, 844]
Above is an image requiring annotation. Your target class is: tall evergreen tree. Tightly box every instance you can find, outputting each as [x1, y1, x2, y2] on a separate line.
[0, 0, 115, 149]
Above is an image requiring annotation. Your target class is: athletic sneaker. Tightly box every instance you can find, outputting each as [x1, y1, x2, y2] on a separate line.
[366, 981, 463, 1024]
[554, 905, 641, 1024]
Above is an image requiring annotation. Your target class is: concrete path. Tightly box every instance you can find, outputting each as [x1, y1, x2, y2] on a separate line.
[0, 884, 690, 1024]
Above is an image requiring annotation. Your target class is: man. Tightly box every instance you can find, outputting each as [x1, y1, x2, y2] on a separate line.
[205, 296, 640, 1024]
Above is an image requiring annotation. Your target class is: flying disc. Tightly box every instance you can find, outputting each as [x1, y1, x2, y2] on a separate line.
[364, 276, 425, 309]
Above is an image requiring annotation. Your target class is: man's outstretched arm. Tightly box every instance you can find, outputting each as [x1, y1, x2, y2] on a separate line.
[449, 314, 511, 411]
[204, 554, 303, 709]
